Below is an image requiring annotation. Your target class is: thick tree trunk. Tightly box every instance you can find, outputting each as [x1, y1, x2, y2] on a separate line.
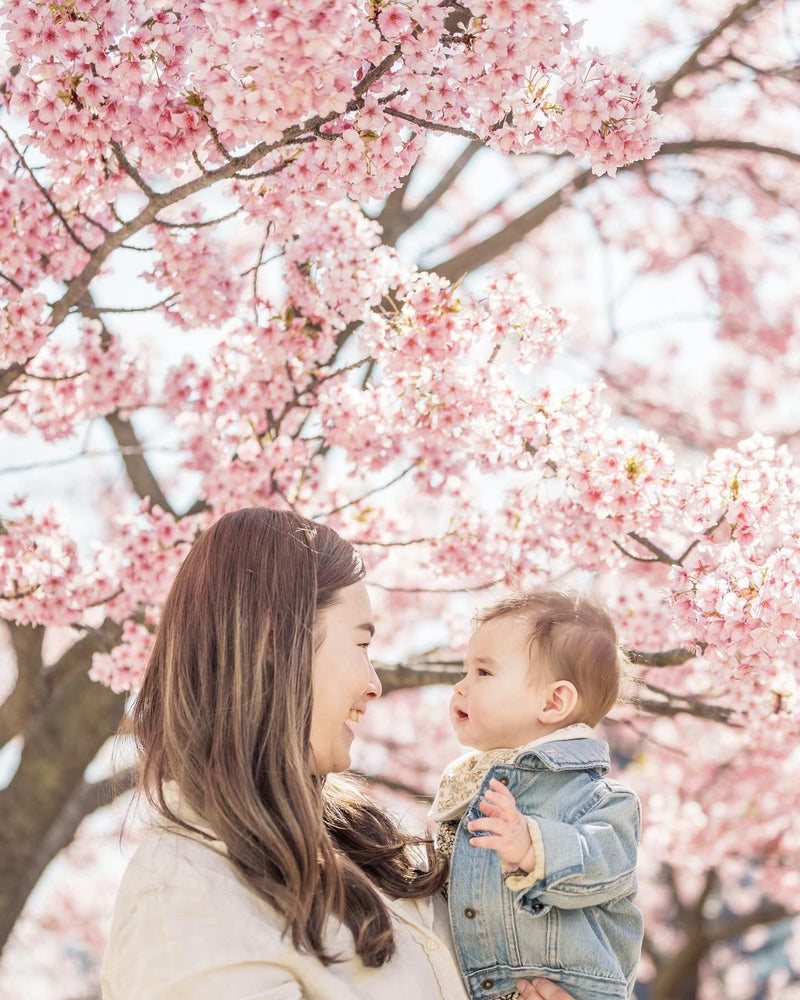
[649, 951, 703, 1000]
[0, 660, 125, 955]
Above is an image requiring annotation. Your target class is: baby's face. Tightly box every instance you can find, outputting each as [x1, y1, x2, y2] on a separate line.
[450, 616, 552, 751]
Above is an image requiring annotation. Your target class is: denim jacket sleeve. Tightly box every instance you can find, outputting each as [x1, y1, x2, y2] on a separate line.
[515, 783, 641, 909]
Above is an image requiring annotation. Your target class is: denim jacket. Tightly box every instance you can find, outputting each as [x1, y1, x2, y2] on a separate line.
[435, 735, 643, 1000]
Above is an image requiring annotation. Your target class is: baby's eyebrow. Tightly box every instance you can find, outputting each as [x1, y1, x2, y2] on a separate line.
[473, 655, 497, 666]
[356, 622, 375, 637]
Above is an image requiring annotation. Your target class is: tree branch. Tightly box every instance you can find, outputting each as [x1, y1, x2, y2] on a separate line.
[104, 411, 176, 515]
[354, 769, 434, 804]
[656, 138, 800, 164]
[75, 294, 178, 316]
[373, 165, 417, 245]
[631, 679, 739, 725]
[653, 0, 771, 106]
[384, 107, 479, 139]
[313, 462, 419, 519]
[430, 168, 594, 282]
[20, 765, 139, 897]
[0, 663, 126, 955]
[626, 647, 701, 667]
[378, 139, 484, 245]
[707, 900, 792, 944]
[45, 618, 124, 692]
[0, 623, 45, 749]
[375, 660, 462, 692]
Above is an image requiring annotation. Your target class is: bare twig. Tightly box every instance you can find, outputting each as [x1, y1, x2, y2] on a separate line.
[154, 208, 241, 229]
[384, 107, 479, 140]
[314, 462, 419, 519]
[74, 293, 178, 316]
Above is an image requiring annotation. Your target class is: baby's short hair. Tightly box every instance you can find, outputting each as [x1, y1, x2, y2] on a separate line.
[475, 589, 624, 726]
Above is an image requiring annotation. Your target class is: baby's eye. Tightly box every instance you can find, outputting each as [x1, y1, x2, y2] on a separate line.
[477, 668, 491, 677]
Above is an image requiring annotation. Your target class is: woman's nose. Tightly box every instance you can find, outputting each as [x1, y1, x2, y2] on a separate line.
[366, 661, 382, 699]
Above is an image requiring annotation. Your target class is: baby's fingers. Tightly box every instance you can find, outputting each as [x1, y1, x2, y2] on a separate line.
[478, 797, 503, 817]
[487, 778, 517, 802]
[482, 784, 519, 816]
[467, 816, 504, 834]
[468, 833, 505, 851]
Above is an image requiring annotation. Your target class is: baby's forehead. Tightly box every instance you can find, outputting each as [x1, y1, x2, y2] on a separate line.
[472, 612, 532, 640]
[469, 615, 538, 655]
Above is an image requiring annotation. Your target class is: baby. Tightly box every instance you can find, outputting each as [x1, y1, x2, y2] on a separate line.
[430, 589, 643, 1000]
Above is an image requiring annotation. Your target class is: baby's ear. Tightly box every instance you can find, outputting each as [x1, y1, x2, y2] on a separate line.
[538, 680, 579, 724]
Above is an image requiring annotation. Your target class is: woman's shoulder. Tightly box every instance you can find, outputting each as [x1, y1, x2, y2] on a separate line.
[104, 825, 294, 983]
[123, 822, 230, 877]
[114, 823, 279, 927]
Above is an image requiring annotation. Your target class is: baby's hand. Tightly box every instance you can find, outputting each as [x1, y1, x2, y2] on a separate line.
[467, 778, 536, 872]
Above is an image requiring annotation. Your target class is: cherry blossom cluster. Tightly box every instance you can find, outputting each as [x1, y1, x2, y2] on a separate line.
[282, 201, 404, 330]
[0, 504, 83, 625]
[670, 435, 800, 675]
[543, 54, 661, 177]
[2, 320, 151, 440]
[88, 618, 155, 692]
[494, 381, 677, 574]
[0, 148, 93, 300]
[480, 268, 569, 371]
[671, 539, 800, 673]
[3, 0, 207, 201]
[93, 502, 207, 624]
[0, 496, 206, 641]
[0, 289, 50, 368]
[146, 221, 245, 330]
[1, 0, 661, 243]
[598, 561, 685, 652]
[632, 715, 800, 916]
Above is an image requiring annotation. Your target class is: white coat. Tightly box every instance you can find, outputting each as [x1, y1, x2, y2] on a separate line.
[101, 807, 469, 1000]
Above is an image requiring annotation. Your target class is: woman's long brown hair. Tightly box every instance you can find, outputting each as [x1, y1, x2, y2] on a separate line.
[132, 507, 445, 967]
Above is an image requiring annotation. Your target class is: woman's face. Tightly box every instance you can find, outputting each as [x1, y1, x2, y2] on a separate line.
[309, 581, 382, 774]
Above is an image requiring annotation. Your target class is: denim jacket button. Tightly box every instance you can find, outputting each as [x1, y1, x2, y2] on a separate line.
[498, 776, 509, 786]
[481, 979, 494, 989]
[464, 907, 476, 919]
[531, 901, 544, 912]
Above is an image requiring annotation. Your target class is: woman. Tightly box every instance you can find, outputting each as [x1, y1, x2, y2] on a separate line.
[101, 507, 576, 1000]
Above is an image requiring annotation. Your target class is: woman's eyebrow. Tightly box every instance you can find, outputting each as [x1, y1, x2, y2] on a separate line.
[356, 622, 375, 637]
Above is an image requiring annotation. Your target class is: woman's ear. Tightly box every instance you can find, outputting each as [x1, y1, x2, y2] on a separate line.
[538, 680, 579, 724]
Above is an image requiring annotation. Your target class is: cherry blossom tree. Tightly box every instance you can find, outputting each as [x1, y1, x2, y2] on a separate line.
[1, 0, 798, 997]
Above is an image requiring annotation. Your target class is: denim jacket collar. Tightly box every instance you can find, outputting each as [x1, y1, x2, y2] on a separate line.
[430, 725, 604, 822]
[516, 724, 610, 774]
